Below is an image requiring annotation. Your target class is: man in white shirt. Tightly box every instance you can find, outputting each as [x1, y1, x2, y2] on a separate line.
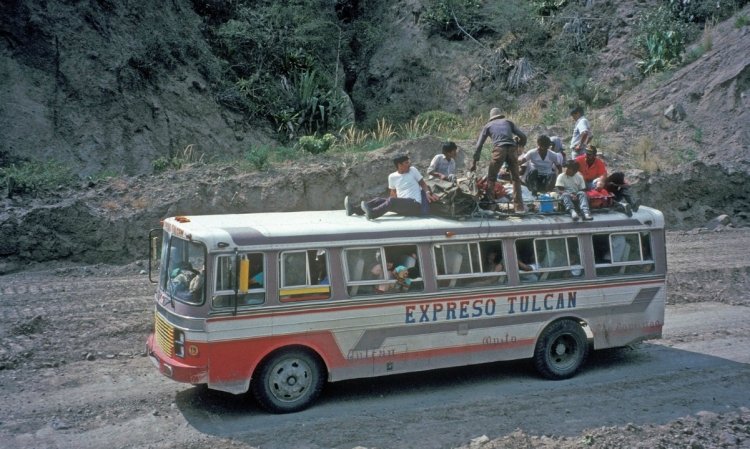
[569, 106, 592, 159]
[555, 160, 593, 221]
[428, 141, 458, 182]
[345, 154, 438, 220]
[518, 135, 562, 196]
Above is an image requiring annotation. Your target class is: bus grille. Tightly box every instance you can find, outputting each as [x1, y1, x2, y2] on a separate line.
[154, 313, 174, 357]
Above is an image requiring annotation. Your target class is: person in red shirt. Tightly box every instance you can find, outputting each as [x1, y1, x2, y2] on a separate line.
[574, 145, 608, 190]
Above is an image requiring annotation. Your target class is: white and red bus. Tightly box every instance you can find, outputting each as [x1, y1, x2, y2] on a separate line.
[146, 207, 666, 413]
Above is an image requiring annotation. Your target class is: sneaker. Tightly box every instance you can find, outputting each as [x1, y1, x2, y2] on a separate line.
[570, 210, 580, 221]
[514, 203, 526, 214]
[632, 201, 640, 213]
[344, 195, 353, 216]
[361, 201, 374, 220]
[583, 212, 594, 221]
[623, 202, 633, 217]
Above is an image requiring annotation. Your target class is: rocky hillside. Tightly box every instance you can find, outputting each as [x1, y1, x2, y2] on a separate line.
[0, 0, 749, 271]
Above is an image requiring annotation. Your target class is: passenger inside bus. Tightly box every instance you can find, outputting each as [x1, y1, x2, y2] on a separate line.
[516, 243, 540, 282]
[393, 265, 413, 292]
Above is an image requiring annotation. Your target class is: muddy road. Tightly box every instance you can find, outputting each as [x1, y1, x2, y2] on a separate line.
[1, 229, 749, 449]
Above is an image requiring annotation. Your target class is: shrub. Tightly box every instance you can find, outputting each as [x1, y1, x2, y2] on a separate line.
[244, 146, 271, 170]
[735, 13, 749, 28]
[296, 134, 336, 154]
[423, 0, 484, 39]
[635, 6, 690, 75]
[0, 160, 76, 197]
[415, 111, 463, 131]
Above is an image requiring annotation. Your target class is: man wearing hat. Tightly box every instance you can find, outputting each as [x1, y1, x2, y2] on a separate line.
[574, 144, 608, 190]
[470, 107, 528, 213]
[569, 106, 592, 159]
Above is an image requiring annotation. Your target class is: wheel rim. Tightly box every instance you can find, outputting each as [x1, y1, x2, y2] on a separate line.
[547, 333, 579, 371]
[268, 356, 313, 403]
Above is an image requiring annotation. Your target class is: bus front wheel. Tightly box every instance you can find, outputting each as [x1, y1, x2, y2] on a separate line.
[533, 320, 589, 380]
[251, 348, 324, 413]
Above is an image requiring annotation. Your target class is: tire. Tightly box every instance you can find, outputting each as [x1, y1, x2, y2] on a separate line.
[251, 348, 325, 413]
[533, 320, 589, 380]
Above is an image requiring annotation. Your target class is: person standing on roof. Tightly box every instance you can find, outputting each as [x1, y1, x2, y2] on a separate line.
[470, 107, 527, 213]
[345, 154, 439, 220]
[428, 141, 458, 182]
[569, 106, 592, 159]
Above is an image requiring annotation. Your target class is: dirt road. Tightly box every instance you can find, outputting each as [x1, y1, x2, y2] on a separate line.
[1, 229, 749, 449]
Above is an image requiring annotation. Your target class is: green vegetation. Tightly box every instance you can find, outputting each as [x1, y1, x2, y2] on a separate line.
[0, 160, 76, 197]
[734, 13, 749, 28]
[208, 1, 357, 141]
[635, 6, 690, 75]
[152, 144, 205, 173]
[296, 134, 336, 154]
[423, 0, 484, 39]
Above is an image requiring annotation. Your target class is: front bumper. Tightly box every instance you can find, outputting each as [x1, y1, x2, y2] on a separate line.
[146, 333, 208, 384]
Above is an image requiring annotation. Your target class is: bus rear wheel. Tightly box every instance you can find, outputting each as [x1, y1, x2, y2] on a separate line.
[533, 320, 589, 380]
[251, 348, 324, 413]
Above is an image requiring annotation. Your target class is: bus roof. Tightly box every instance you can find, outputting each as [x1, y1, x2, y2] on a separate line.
[164, 207, 664, 250]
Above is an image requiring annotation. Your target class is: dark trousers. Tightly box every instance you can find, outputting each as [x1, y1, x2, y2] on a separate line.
[609, 185, 638, 208]
[526, 170, 556, 196]
[487, 144, 522, 206]
[367, 197, 422, 219]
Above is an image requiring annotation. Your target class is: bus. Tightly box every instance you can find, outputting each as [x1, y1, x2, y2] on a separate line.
[146, 207, 666, 413]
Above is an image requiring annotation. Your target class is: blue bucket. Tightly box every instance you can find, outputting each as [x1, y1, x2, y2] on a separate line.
[538, 194, 554, 213]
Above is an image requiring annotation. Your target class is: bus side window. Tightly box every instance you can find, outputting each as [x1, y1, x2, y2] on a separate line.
[536, 236, 583, 281]
[212, 253, 265, 308]
[434, 241, 506, 289]
[279, 249, 331, 302]
[594, 232, 654, 276]
[516, 239, 540, 283]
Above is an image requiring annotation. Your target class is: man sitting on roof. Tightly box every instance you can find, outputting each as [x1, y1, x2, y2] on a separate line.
[344, 154, 439, 220]
[574, 145, 608, 190]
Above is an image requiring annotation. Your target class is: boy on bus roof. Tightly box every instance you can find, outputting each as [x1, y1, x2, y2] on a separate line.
[555, 160, 594, 221]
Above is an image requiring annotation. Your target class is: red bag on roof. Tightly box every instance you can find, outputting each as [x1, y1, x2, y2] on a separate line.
[586, 188, 614, 208]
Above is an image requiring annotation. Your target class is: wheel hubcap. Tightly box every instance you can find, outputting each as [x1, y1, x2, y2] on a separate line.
[269, 358, 311, 402]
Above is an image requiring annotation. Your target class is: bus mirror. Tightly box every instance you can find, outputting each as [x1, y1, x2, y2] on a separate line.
[239, 256, 250, 293]
[147, 228, 162, 284]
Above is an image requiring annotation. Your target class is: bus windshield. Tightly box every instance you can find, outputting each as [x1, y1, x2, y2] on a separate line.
[161, 235, 206, 305]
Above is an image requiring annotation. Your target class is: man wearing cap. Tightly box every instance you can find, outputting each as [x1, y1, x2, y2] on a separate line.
[574, 145, 608, 190]
[344, 154, 439, 220]
[569, 106, 592, 159]
[470, 107, 528, 213]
